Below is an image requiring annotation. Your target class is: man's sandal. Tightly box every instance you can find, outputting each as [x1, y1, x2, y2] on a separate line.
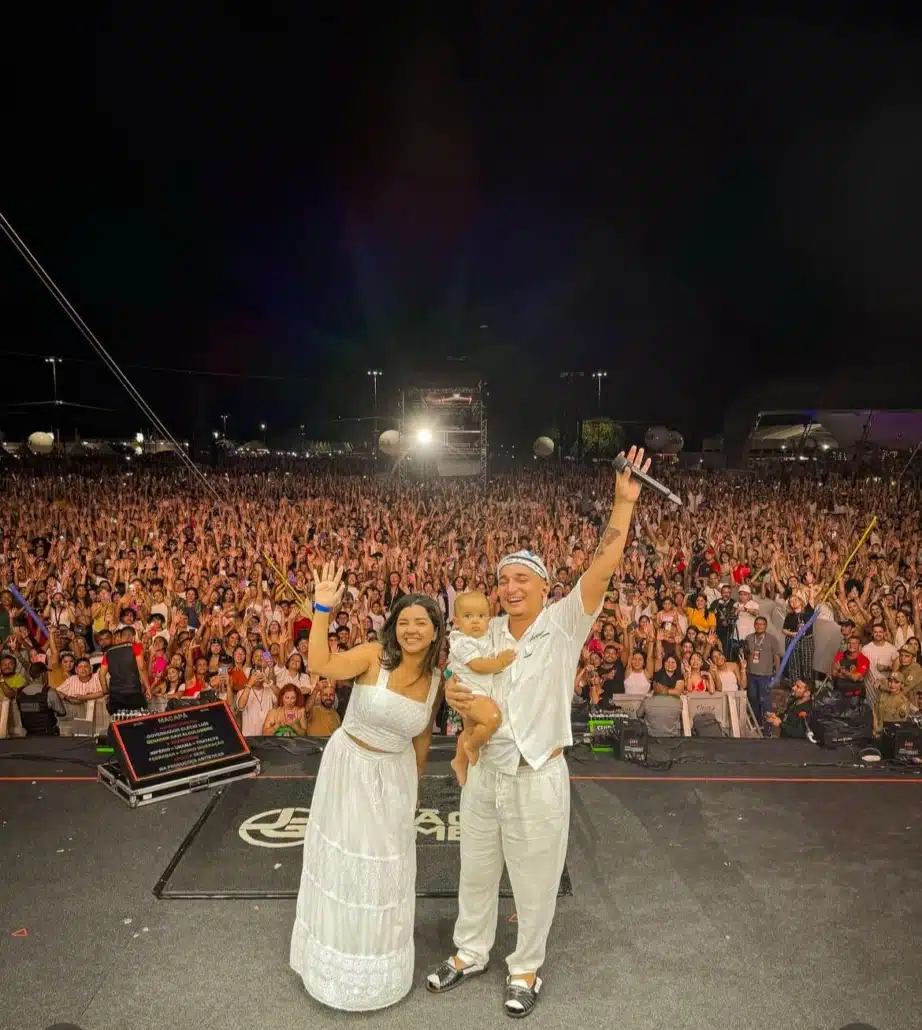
[504, 976, 542, 1018]
[426, 959, 488, 993]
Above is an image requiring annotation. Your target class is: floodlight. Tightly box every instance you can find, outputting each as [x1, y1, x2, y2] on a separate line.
[417, 428, 432, 445]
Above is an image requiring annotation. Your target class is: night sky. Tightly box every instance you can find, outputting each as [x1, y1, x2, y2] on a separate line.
[4, 6, 922, 450]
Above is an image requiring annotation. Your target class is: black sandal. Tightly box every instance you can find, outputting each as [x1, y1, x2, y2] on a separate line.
[426, 959, 488, 993]
[504, 976, 542, 1018]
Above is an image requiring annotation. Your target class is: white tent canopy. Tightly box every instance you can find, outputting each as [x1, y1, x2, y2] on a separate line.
[749, 410, 922, 451]
[816, 410, 922, 450]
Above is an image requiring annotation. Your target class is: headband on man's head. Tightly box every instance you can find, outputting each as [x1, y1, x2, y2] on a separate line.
[497, 550, 549, 582]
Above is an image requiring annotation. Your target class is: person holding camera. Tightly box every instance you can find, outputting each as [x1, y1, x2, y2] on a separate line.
[236, 650, 277, 736]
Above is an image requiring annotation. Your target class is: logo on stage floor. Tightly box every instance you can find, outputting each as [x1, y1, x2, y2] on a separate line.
[239, 808, 311, 847]
[237, 807, 462, 847]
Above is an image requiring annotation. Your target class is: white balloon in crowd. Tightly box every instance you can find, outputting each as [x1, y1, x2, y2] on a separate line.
[533, 436, 554, 458]
[664, 431, 684, 454]
[644, 427, 684, 454]
[644, 426, 670, 452]
[378, 429, 403, 457]
[27, 431, 55, 455]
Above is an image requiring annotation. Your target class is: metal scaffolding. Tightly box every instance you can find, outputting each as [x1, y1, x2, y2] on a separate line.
[397, 383, 488, 488]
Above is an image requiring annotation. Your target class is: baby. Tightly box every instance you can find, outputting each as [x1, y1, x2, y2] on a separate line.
[448, 591, 514, 786]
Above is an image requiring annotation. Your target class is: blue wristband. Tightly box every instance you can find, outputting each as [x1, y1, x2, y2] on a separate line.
[314, 603, 332, 614]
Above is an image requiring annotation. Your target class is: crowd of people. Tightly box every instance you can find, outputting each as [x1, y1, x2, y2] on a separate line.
[2, 458, 922, 743]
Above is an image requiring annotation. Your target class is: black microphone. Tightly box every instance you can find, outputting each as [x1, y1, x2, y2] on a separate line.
[613, 454, 682, 506]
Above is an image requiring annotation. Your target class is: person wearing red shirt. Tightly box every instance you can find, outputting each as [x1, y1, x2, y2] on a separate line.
[180, 656, 210, 698]
[731, 561, 751, 585]
[831, 635, 870, 696]
[292, 610, 312, 643]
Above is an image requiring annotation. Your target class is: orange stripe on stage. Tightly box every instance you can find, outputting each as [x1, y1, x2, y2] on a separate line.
[0, 773, 919, 784]
[569, 775, 922, 783]
[0, 776, 98, 782]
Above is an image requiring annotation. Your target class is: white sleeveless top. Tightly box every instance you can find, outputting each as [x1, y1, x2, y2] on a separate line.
[624, 671, 650, 695]
[342, 664, 441, 753]
[718, 668, 739, 692]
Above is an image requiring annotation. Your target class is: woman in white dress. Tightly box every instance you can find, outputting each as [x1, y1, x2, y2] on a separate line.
[290, 563, 445, 1012]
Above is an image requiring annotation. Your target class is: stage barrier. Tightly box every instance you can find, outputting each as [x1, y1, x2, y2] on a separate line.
[0, 696, 102, 739]
[608, 692, 761, 738]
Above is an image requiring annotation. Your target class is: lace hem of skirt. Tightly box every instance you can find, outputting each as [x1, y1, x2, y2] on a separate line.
[290, 925, 413, 1011]
[301, 824, 414, 909]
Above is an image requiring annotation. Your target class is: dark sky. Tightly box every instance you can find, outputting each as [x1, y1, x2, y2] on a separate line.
[4, 5, 922, 449]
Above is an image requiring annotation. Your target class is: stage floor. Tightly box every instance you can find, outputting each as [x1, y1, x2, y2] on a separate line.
[2, 737, 921, 1030]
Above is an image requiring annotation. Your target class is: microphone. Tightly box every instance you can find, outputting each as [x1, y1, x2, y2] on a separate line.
[613, 454, 682, 506]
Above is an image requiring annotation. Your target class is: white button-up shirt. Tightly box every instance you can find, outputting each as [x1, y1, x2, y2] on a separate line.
[476, 580, 600, 775]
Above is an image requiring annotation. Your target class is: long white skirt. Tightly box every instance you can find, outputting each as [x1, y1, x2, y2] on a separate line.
[289, 727, 418, 1011]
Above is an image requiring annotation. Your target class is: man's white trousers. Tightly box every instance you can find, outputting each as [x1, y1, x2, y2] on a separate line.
[453, 754, 569, 976]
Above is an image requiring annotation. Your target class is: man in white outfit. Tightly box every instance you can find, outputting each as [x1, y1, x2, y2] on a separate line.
[426, 446, 648, 1017]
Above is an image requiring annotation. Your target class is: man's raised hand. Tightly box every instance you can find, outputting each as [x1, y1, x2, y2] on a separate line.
[614, 446, 651, 505]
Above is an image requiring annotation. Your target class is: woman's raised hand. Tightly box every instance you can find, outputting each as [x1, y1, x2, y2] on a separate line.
[312, 561, 345, 610]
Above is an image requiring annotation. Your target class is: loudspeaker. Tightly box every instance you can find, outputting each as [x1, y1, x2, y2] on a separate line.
[880, 722, 922, 762]
[613, 718, 648, 763]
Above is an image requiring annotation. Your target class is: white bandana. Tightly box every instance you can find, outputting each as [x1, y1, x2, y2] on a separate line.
[497, 550, 549, 582]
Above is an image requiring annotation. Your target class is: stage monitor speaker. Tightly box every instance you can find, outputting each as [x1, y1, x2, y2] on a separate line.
[614, 718, 648, 763]
[879, 722, 922, 762]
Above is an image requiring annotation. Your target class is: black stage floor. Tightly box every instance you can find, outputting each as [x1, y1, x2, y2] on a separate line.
[153, 776, 572, 899]
[2, 736, 922, 1030]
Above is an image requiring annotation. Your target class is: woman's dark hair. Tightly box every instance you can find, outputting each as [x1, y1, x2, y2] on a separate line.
[378, 593, 446, 677]
[286, 652, 306, 674]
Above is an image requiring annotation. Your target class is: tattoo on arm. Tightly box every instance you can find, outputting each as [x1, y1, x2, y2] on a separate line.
[594, 526, 623, 557]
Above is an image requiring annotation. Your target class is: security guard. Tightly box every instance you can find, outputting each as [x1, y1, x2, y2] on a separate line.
[872, 672, 913, 737]
[896, 648, 922, 708]
[16, 662, 67, 736]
